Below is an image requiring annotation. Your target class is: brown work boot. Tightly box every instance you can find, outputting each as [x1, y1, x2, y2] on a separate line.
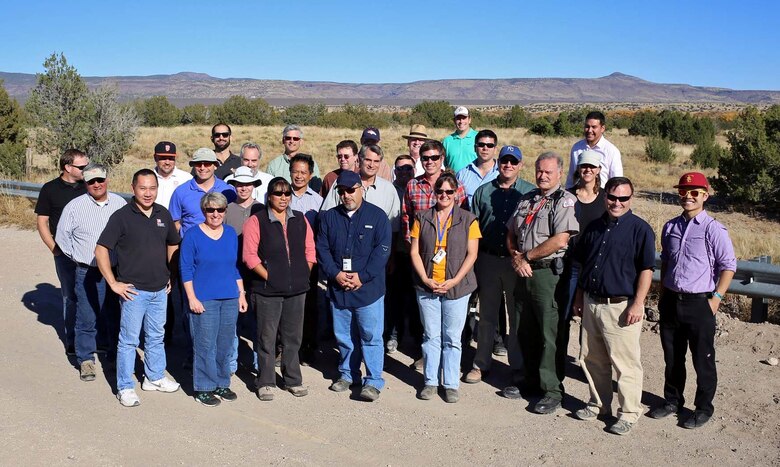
[464, 368, 482, 384]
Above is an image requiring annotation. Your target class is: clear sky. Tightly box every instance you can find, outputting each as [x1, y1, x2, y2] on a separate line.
[2, 0, 778, 90]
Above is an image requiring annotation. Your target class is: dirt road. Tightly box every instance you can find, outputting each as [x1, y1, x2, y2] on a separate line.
[1, 227, 778, 466]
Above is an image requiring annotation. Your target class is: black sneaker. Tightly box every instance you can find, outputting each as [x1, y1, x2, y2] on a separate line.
[533, 396, 561, 414]
[648, 402, 678, 419]
[683, 410, 711, 429]
[195, 391, 221, 407]
[214, 387, 238, 402]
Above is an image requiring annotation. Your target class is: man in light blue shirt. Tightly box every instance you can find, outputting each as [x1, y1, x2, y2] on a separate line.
[442, 106, 478, 173]
[456, 129, 500, 205]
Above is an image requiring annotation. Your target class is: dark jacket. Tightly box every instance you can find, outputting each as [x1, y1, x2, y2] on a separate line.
[250, 207, 310, 297]
[413, 206, 478, 300]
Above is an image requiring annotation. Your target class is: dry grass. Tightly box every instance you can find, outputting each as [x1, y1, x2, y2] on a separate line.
[0, 196, 37, 230]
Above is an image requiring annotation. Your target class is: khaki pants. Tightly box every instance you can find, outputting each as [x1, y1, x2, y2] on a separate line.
[579, 293, 644, 423]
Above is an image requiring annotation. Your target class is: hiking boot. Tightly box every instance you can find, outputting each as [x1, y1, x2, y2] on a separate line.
[683, 410, 711, 429]
[287, 385, 309, 397]
[195, 391, 221, 407]
[464, 368, 482, 384]
[418, 385, 437, 400]
[648, 402, 678, 419]
[117, 389, 140, 407]
[214, 387, 238, 402]
[256, 385, 274, 401]
[533, 396, 561, 414]
[329, 379, 352, 392]
[142, 376, 180, 393]
[80, 361, 96, 382]
[359, 385, 381, 402]
[445, 389, 460, 403]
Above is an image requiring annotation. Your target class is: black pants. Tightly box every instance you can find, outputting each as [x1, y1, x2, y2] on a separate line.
[659, 290, 718, 416]
[301, 265, 319, 354]
[254, 292, 305, 388]
[385, 252, 422, 347]
[473, 253, 516, 371]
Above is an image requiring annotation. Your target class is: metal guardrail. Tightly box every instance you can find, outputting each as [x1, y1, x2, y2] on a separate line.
[3, 178, 779, 321]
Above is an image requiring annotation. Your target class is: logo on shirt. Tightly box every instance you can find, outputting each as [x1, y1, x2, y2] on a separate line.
[156, 218, 166, 228]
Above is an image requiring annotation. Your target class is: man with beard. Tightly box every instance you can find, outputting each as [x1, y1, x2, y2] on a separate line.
[211, 123, 243, 180]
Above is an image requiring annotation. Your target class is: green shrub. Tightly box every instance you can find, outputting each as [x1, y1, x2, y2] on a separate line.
[0, 81, 27, 177]
[180, 104, 208, 125]
[137, 96, 180, 126]
[690, 138, 726, 169]
[528, 118, 554, 136]
[409, 100, 452, 128]
[645, 136, 676, 163]
[283, 103, 326, 126]
[210, 96, 280, 126]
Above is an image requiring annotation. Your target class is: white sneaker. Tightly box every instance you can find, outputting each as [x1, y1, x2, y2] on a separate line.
[117, 389, 141, 407]
[142, 376, 180, 393]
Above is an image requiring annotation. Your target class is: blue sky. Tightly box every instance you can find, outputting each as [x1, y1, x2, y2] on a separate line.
[2, 0, 778, 90]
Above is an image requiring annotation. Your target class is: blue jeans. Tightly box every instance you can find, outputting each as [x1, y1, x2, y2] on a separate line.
[74, 265, 118, 364]
[331, 296, 385, 390]
[116, 288, 168, 391]
[417, 291, 470, 389]
[53, 253, 78, 348]
[189, 298, 238, 392]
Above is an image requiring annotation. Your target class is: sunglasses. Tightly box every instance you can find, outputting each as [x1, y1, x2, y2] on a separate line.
[337, 186, 359, 195]
[204, 207, 226, 213]
[86, 178, 106, 185]
[336, 154, 353, 159]
[284, 136, 302, 142]
[70, 163, 89, 171]
[606, 194, 631, 203]
[395, 165, 414, 172]
[499, 157, 520, 166]
[212, 132, 231, 138]
[579, 164, 599, 170]
[156, 156, 176, 162]
[435, 189, 455, 196]
[270, 190, 293, 197]
[420, 155, 442, 162]
[678, 189, 705, 198]
[476, 142, 496, 148]
[191, 161, 214, 168]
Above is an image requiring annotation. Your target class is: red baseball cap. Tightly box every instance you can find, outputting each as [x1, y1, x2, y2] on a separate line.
[674, 172, 709, 190]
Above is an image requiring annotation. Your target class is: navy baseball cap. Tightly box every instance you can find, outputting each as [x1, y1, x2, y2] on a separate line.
[498, 145, 523, 161]
[336, 170, 361, 188]
[360, 127, 380, 144]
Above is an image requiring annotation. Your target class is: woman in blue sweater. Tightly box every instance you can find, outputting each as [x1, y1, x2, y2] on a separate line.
[180, 192, 248, 407]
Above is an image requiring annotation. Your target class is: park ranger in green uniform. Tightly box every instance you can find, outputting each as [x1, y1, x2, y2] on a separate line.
[505, 151, 579, 415]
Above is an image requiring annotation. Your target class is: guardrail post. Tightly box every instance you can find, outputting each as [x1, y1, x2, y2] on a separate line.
[750, 256, 771, 323]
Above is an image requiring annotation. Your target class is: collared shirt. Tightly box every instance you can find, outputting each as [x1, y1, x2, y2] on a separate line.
[35, 176, 87, 235]
[155, 167, 193, 209]
[472, 177, 535, 256]
[316, 202, 391, 308]
[566, 136, 623, 189]
[507, 186, 579, 258]
[168, 177, 237, 236]
[56, 192, 127, 266]
[402, 173, 468, 241]
[224, 200, 262, 234]
[250, 170, 275, 204]
[576, 211, 656, 297]
[456, 160, 500, 204]
[290, 187, 323, 227]
[215, 153, 242, 180]
[442, 128, 478, 173]
[321, 177, 401, 233]
[97, 201, 181, 291]
[242, 206, 317, 271]
[266, 154, 321, 182]
[661, 210, 737, 293]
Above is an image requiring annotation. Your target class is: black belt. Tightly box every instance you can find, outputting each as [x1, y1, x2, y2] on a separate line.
[589, 294, 629, 304]
[668, 292, 711, 300]
[529, 259, 553, 270]
[77, 262, 97, 269]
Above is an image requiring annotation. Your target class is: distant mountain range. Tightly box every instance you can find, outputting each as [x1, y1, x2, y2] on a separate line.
[2, 71, 779, 106]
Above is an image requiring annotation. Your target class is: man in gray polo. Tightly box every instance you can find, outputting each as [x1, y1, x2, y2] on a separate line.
[266, 125, 321, 183]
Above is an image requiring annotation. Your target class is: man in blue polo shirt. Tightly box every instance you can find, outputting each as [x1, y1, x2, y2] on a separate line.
[571, 176, 655, 435]
[316, 171, 392, 402]
[442, 106, 478, 173]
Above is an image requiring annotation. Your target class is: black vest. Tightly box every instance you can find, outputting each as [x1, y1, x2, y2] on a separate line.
[251, 209, 310, 297]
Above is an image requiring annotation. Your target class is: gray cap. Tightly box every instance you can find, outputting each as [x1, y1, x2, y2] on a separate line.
[189, 147, 218, 166]
[82, 163, 107, 182]
[577, 150, 601, 167]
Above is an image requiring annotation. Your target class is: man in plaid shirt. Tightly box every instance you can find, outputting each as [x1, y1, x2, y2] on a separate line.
[402, 140, 468, 242]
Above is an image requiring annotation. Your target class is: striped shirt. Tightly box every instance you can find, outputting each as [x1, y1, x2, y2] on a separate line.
[56, 192, 127, 266]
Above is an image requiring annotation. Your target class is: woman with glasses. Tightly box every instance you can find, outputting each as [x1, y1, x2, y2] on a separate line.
[564, 150, 607, 319]
[410, 172, 481, 403]
[242, 177, 316, 402]
[179, 192, 248, 407]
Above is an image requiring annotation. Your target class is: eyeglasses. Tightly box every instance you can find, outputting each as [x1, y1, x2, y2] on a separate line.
[678, 189, 705, 198]
[86, 178, 106, 185]
[70, 163, 89, 171]
[284, 136, 301, 142]
[204, 207, 226, 213]
[336, 153, 353, 159]
[435, 189, 455, 196]
[606, 194, 631, 203]
[270, 190, 293, 197]
[337, 186, 358, 195]
[212, 132, 231, 138]
[191, 161, 214, 168]
[476, 142, 496, 148]
[395, 165, 414, 172]
[499, 157, 520, 166]
[420, 155, 442, 162]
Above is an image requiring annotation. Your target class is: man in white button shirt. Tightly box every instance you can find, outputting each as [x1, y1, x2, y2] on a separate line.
[153, 141, 192, 209]
[229, 142, 274, 203]
[566, 111, 623, 189]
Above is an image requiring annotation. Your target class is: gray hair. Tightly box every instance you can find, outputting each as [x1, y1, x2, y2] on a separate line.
[200, 192, 228, 212]
[535, 151, 563, 170]
[240, 142, 263, 160]
[282, 124, 303, 138]
[359, 144, 384, 161]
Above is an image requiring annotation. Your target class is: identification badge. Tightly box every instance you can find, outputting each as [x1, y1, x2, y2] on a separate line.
[342, 257, 352, 272]
[432, 249, 446, 264]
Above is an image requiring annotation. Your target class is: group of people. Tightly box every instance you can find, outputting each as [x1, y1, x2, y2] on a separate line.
[36, 107, 737, 435]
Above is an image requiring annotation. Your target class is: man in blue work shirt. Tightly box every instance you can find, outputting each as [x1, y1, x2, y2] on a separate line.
[316, 171, 392, 402]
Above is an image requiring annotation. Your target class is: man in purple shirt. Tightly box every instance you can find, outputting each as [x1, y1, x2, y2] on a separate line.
[650, 172, 736, 429]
